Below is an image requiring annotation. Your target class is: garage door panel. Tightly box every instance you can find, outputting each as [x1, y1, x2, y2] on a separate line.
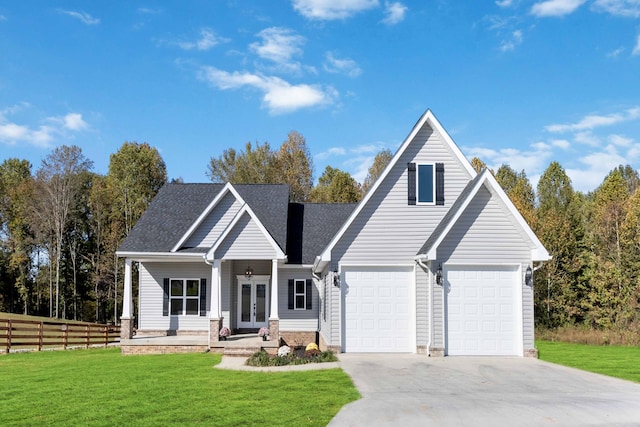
[446, 265, 520, 356]
[343, 267, 413, 353]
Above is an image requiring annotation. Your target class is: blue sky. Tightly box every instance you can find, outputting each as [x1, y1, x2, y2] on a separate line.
[1, 1, 639, 192]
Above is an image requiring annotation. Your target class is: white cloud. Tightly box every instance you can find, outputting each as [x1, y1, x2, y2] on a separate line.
[464, 143, 553, 177]
[551, 139, 571, 149]
[316, 147, 347, 160]
[0, 105, 87, 148]
[292, 0, 380, 20]
[382, 2, 407, 25]
[592, 0, 640, 17]
[250, 27, 305, 66]
[198, 66, 337, 114]
[609, 134, 633, 146]
[545, 107, 640, 132]
[59, 10, 100, 25]
[178, 28, 227, 51]
[138, 8, 162, 15]
[500, 30, 523, 51]
[324, 52, 362, 77]
[574, 131, 602, 146]
[530, 0, 586, 17]
[496, 0, 514, 7]
[633, 34, 640, 55]
[607, 47, 625, 58]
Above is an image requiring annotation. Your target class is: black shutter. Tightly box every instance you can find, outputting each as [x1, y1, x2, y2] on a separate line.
[435, 163, 445, 205]
[288, 279, 294, 310]
[162, 278, 170, 316]
[407, 162, 416, 205]
[200, 278, 207, 317]
[305, 279, 313, 310]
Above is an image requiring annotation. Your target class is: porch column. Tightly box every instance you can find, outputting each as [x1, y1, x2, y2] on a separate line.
[120, 258, 134, 339]
[209, 260, 223, 346]
[269, 259, 280, 340]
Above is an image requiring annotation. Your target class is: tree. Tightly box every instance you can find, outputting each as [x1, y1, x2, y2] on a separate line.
[309, 166, 363, 203]
[107, 142, 167, 236]
[470, 157, 488, 174]
[363, 149, 392, 193]
[33, 146, 93, 318]
[0, 159, 33, 314]
[276, 131, 314, 202]
[495, 164, 536, 227]
[207, 141, 277, 185]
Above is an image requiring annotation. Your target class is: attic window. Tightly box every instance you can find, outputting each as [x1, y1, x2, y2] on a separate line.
[408, 162, 445, 206]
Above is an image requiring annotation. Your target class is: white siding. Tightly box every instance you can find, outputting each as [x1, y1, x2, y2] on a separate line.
[220, 261, 232, 329]
[138, 262, 211, 331]
[332, 125, 472, 268]
[415, 265, 429, 349]
[215, 212, 277, 259]
[183, 192, 241, 248]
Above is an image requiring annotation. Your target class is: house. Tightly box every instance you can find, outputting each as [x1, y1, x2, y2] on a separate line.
[116, 109, 550, 356]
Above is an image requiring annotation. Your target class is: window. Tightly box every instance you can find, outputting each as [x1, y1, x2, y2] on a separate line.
[407, 162, 445, 206]
[163, 278, 206, 316]
[288, 278, 312, 310]
[417, 164, 435, 204]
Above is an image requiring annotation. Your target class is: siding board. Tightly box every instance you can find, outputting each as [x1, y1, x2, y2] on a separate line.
[184, 192, 241, 248]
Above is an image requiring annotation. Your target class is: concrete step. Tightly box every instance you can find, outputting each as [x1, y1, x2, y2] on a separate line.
[223, 346, 261, 357]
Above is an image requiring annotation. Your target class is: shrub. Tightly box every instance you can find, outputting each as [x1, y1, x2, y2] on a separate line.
[245, 349, 338, 367]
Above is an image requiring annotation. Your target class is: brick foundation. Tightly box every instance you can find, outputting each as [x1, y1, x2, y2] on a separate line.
[280, 331, 318, 348]
[416, 345, 428, 355]
[318, 333, 341, 353]
[268, 319, 279, 341]
[429, 347, 445, 357]
[120, 318, 134, 340]
[524, 348, 539, 358]
[209, 318, 223, 345]
[121, 345, 209, 355]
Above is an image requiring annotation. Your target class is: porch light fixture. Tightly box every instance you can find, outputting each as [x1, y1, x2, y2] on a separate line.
[525, 266, 533, 287]
[333, 270, 340, 287]
[245, 265, 253, 279]
[435, 264, 443, 286]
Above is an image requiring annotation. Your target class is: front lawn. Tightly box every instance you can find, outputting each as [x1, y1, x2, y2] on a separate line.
[0, 348, 359, 426]
[537, 340, 640, 383]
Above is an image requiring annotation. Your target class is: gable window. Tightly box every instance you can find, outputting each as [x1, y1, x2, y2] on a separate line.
[408, 162, 445, 206]
[163, 278, 207, 316]
[288, 278, 313, 310]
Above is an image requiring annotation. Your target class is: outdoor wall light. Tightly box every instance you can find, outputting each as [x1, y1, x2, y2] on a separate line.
[525, 266, 533, 287]
[436, 264, 443, 286]
[245, 265, 253, 279]
[333, 270, 340, 287]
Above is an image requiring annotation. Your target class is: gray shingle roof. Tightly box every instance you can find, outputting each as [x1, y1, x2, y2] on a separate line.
[287, 203, 357, 264]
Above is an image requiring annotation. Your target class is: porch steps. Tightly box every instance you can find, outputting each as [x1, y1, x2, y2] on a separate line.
[223, 346, 262, 357]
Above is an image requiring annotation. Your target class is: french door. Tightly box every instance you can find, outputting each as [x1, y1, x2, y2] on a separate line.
[236, 275, 270, 329]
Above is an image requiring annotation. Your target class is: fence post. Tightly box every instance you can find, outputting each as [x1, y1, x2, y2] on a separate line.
[5, 319, 10, 353]
[85, 324, 90, 348]
[62, 324, 68, 350]
[104, 325, 108, 348]
[38, 321, 43, 351]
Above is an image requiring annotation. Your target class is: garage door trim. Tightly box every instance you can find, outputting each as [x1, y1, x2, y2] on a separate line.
[341, 264, 416, 353]
[443, 263, 523, 356]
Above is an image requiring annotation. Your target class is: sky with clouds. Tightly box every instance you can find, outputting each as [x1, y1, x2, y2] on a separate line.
[1, 1, 640, 192]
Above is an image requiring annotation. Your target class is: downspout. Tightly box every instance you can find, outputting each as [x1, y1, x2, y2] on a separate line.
[416, 257, 432, 357]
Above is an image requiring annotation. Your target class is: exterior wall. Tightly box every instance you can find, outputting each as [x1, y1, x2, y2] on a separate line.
[138, 262, 211, 331]
[331, 124, 473, 269]
[184, 192, 241, 248]
[415, 264, 429, 353]
[319, 271, 334, 348]
[215, 212, 277, 259]
[434, 186, 535, 352]
[231, 260, 270, 330]
[220, 260, 233, 329]
[278, 267, 318, 331]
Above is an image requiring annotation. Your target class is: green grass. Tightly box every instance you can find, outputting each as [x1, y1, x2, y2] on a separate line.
[0, 348, 360, 426]
[537, 340, 640, 383]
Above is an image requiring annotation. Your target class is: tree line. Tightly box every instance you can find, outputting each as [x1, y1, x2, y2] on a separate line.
[2, 130, 638, 334]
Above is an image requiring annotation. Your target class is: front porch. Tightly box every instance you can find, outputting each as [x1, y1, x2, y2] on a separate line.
[120, 333, 280, 355]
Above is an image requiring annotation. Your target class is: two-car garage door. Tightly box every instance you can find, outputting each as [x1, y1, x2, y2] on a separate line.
[343, 266, 413, 353]
[445, 265, 521, 356]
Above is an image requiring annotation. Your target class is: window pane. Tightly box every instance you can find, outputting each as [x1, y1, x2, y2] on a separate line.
[186, 280, 199, 296]
[241, 284, 251, 322]
[171, 280, 183, 296]
[418, 164, 434, 203]
[296, 295, 305, 309]
[185, 299, 199, 315]
[170, 299, 183, 315]
[256, 284, 266, 322]
[295, 280, 305, 294]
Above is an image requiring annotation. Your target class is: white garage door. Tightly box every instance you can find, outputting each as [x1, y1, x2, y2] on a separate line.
[343, 266, 413, 353]
[445, 265, 520, 356]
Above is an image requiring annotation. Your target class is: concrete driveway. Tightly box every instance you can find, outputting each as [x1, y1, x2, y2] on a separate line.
[329, 354, 640, 426]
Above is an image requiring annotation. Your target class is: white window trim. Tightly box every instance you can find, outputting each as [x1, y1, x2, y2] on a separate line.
[417, 163, 436, 205]
[294, 279, 307, 310]
[170, 278, 200, 316]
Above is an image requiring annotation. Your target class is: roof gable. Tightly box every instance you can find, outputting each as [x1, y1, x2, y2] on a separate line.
[417, 169, 550, 262]
[319, 109, 476, 262]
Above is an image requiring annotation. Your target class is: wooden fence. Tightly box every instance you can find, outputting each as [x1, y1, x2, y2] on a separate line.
[1, 318, 120, 353]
